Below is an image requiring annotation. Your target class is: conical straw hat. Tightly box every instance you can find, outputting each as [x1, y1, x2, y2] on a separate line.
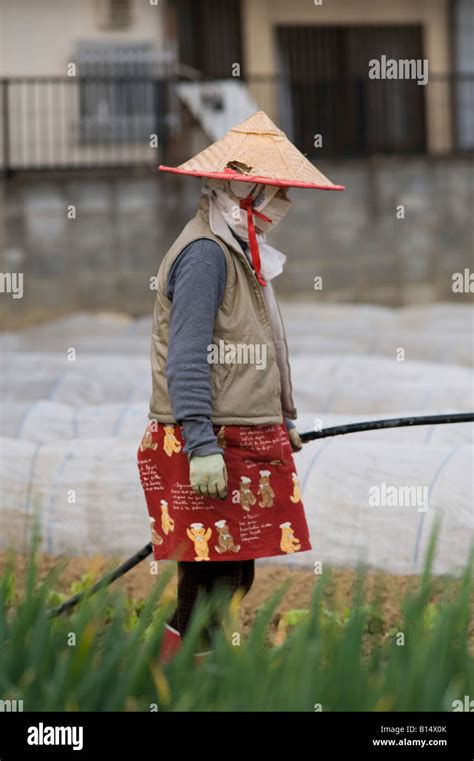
[159, 110, 345, 191]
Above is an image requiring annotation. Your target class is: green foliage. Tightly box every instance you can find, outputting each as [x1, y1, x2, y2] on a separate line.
[0, 541, 472, 712]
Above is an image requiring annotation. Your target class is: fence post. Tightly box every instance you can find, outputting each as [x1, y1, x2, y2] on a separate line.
[154, 77, 169, 163]
[1, 79, 11, 176]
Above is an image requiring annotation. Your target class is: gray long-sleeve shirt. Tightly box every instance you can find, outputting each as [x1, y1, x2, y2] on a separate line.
[165, 237, 295, 457]
[166, 238, 227, 457]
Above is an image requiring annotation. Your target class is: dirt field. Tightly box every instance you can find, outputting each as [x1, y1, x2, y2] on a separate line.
[1, 552, 467, 639]
[0, 307, 77, 331]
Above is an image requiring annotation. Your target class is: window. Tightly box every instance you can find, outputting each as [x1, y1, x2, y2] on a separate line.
[454, 0, 474, 150]
[76, 42, 167, 144]
[96, 0, 132, 31]
[277, 25, 426, 156]
[173, 0, 243, 78]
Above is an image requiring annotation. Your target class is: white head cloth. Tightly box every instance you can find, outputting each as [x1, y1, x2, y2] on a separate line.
[202, 179, 290, 281]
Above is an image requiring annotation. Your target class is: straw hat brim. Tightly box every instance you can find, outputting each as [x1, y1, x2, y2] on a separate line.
[159, 110, 345, 191]
[159, 165, 345, 190]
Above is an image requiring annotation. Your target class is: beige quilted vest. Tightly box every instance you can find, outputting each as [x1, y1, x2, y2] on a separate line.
[148, 195, 296, 425]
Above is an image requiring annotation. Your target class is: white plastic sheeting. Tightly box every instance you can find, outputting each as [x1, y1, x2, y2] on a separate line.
[1, 435, 471, 575]
[0, 438, 147, 557]
[286, 439, 473, 575]
[1, 354, 472, 412]
[2, 402, 474, 448]
[1, 305, 473, 575]
[0, 304, 472, 365]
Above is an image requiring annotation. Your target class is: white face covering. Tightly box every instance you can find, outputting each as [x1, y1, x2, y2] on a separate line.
[254, 193, 292, 234]
[203, 180, 292, 281]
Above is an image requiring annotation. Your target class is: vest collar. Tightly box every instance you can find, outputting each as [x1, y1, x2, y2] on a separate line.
[197, 194, 247, 259]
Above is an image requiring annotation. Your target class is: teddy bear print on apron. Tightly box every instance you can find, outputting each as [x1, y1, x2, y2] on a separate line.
[137, 421, 311, 562]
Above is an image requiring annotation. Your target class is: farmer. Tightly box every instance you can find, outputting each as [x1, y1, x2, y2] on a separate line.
[137, 111, 344, 658]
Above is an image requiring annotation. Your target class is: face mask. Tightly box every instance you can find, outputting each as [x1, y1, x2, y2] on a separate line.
[207, 180, 291, 233]
[254, 193, 292, 233]
[229, 180, 258, 199]
[203, 179, 290, 283]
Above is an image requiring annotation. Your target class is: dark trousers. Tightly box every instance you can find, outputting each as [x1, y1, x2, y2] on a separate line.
[169, 560, 255, 640]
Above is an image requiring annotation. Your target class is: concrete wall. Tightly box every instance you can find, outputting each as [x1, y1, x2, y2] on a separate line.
[0, 156, 473, 327]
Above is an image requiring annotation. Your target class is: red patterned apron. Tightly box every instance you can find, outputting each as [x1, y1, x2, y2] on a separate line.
[137, 421, 312, 562]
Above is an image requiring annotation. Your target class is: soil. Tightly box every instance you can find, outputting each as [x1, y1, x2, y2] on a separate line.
[0, 307, 77, 331]
[1, 552, 467, 639]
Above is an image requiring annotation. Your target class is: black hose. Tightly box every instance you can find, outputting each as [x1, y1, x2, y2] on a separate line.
[48, 542, 153, 617]
[48, 411, 474, 617]
[299, 412, 474, 443]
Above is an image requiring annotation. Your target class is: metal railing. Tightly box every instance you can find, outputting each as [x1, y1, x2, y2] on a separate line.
[0, 76, 174, 173]
[0, 74, 472, 173]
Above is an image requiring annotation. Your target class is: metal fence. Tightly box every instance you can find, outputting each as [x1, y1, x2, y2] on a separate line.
[0, 74, 472, 173]
[0, 76, 173, 173]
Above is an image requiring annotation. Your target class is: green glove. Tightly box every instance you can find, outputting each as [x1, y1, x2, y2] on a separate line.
[189, 454, 228, 499]
[288, 428, 303, 452]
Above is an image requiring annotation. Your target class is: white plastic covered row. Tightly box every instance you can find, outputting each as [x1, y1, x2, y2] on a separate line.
[1, 402, 473, 447]
[0, 304, 472, 365]
[0, 305, 473, 575]
[1, 354, 472, 412]
[1, 435, 472, 576]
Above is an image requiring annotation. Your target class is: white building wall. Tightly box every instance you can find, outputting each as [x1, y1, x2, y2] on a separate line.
[0, 0, 167, 77]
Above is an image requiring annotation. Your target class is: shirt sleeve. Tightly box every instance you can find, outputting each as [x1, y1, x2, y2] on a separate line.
[166, 238, 227, 457]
